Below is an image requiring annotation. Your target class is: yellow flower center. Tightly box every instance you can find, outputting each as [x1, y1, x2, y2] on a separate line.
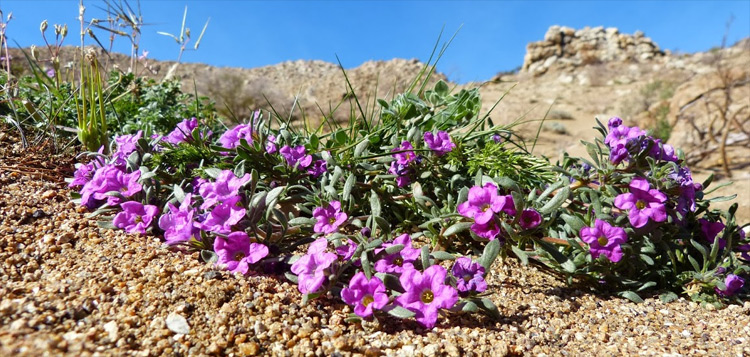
[328, 216, 337, 224]
[636, 200, 646, 210]
[233, 252, 245, 261]
[481, 204, 490, 212]
[393, 257, 403, 266]
[463, 275, 472, 283]
[362, 295, 374, 307]
[420, 289, 434, 304]
[134, 215, 143, 223]
[597, 235, 608, 246]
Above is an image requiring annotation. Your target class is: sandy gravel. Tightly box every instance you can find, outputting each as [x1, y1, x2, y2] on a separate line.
[1, 134, 749, 356]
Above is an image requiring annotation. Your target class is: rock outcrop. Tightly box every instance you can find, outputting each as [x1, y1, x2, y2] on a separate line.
[522, 26, 664, 75]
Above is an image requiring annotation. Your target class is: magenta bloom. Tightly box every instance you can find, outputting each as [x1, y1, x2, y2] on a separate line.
[392, 141, 416, 165]
[280, 145, 313, 169]
[341, 272, 389, 318]
[699, 218, 726, 249]
[265, 134, 278, 154]
[113, 201, 159, 235]
[336, 239, 358, 261]
[608, 117, 622, 129]
[163, 117, 198, 145]
[199, 196, 246, 234]
[219, 124, 254, 149]
[605, 125, 646, 148]
[290, 238, 338, 294]
[214, 232, 269, 275]
[158, 194, 201, 245]
[715, 274, 745, 297]
[519, 209, 542, 229]
[580, 219, 628, 262]
[114, 131, 143, 159]
[395, 266, 459, 329]
[471, 220, 502, 240]
[457, 183, 514, 225]
[424, 131, 455, 156]
[313, 201, 348, 234]
[374, 234, 421, 274]
[388, 162, 411, 187]
[451, 257, 487, 296]
[198, 170, 251, 209]
[610, 143, 629, 165]
[614, 177, 667, 228]
[307, 159, 328, 178]
[69, 161, 99, 188]
[80, 165, 142, 207]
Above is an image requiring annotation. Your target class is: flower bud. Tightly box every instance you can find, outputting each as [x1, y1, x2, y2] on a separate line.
[61, 24, 68, 37]
[40, 20, 48, 33]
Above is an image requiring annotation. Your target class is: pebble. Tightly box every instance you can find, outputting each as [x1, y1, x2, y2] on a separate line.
[166, 313, 190, 335]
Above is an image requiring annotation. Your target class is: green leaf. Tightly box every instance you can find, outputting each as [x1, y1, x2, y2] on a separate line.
[265, 186, 286, 206]
[617, 290, 644, 303]
[384, 244, 404, 255]
[478, 239, 501, 271]
[288, 217, 316, 226]
[461, 301, 479, 313]
[689, 239, 709, 260]
[384, 305, 415, 319]
[173, 184, 186, 202]
[200, 250, 218, 264]
[511, 246, 529, 265]
[302, 293, 320, 305]
[478, 297, 501, 320]
[361, 250, 372, 280]
[444, 222, 473, 237]
[374, 216, 392, 238]
[560, 214, 585, 234]
[203, 168, 222, 179]
[636, 281, 657, 292]
[431, 251, 456, 261]
[659, 291, 678, 303]
[421, 245, 431, 269]
[375, 273, 403, 291]
[354, 138, 369, 158]
[284, 272, 298, 283]
[365, 239, 383, 250]
[434, 80, 449, 96]
[639, 254, 655, 266]
[343, 173, 356, 201]
[537, 240, 576, 273]
[96, 220, 116, 229]
[370, 190, 381, 217]
[539, 186, 569, 214]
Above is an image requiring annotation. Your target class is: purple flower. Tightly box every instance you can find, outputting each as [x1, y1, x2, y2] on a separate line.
[699, 218, 726, 249]
[608, 117, 622, 129]
[605, 125, 646, 149]
[341, 272, 389, 318]
[280, 145, 313, 169]
[457, 183, 514, 225]
[374, 234, 421, 274]
[580, 219, 628, 262]
[313, 201, 348, 235]
[290, 241, 338, 294]
[491, 134, 503, 143]
[69, 159, 102, 188]
[198, 170, 251, 209]
[737, 243, 750, 261]
[614, 177, 667, 228]
[158, 194, 201, 245]
[424, 131, 456, 156]
[470, 220, 502, 240]
[392, 141, 416, 165]
[214, 232, 269, 275]
[388, 162, 412, 187]
[360, 227, 372, 238]
[163, 118, 198, 145]
[219, 124, 254, 149]
[395, 265, 459, 329]
[114, 131, 143, 159]
[46, 68, 55, 78]
[610, 143, 629, 165]
[265, 134, 278, 154]
[113, 201, 159, 235]
[670, 166, 700, 218]
[80, 165, 142, 207]
[199, 196, 246, 234]
[307, 159, 328, 178]
[336, 239, 358, 261]
[519, 209, 542, 229]
[715, 274, 745, 297]
[451, 257, 487, 296]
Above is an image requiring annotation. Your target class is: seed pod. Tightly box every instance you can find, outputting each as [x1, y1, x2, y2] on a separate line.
[40, 20, 48, 33]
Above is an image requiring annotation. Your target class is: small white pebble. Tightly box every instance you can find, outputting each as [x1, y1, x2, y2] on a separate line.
[166, 313, 190, 335]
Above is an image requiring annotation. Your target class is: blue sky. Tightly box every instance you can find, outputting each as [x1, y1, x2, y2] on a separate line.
[0, 1, 748, 83]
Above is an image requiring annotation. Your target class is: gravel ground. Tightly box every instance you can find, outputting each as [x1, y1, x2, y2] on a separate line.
[1, 133, 749, 356]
